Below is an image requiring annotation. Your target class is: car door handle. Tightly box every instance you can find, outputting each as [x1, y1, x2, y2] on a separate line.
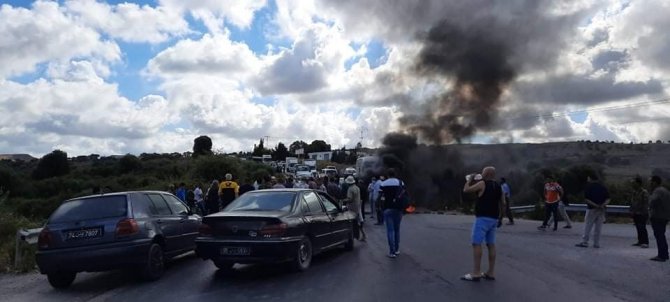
[156, 219, 163, 224]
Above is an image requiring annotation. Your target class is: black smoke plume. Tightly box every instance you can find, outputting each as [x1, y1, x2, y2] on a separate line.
[400, 20, 516, 144]
[379, 132, 467, 210]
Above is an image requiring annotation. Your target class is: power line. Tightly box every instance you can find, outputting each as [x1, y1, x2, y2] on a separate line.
[503, 98, 670, 123]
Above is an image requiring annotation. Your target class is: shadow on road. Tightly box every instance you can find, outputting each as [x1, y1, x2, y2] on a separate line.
[208, 247, 351, 284]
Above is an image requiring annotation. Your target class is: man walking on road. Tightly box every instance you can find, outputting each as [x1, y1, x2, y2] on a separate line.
[629, 176, 649, 248]
[498, 177, 514, 227]
[576, 175, 610, 248]
[461, 166, 504, 282]
[649, 175, 670, 262]
[374, 175, 385, 225]
[380, 169, 404, 258]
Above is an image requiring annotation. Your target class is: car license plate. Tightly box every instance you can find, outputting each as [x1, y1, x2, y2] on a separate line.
[66, 227, 103, 240]
[220, 247, 250, 256]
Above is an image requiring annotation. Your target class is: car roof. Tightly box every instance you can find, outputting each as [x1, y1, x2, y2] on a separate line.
[66, 190, 173, 202]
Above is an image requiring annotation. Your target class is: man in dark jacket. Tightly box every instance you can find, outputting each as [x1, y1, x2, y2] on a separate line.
[629, 177, 649, 248]
[576, 175, 610, 248]
[649, 175, 670, 262]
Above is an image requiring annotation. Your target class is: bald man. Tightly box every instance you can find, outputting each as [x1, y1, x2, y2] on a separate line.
[461, 166, 505, 282]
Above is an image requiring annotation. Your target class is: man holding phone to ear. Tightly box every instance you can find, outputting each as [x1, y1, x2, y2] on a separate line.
[461, 166, 505, 282]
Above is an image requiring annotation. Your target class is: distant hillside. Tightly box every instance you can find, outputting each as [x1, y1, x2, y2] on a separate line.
[0, 154, 36, 162]
[445, 141, 670, 180]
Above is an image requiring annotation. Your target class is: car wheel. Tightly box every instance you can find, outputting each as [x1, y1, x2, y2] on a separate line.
[292, 237, 313, 272]
[344, 229, 354, 251]
[213, 260, 234, 272]
[141, 243, 165, 281]
[47, 271, 76, 289]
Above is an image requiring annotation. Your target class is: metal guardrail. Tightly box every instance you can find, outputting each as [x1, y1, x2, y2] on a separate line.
[15, 228, 42, 269]
[511, 204, 630, 214]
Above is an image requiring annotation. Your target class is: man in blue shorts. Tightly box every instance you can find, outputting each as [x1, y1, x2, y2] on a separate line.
[461, 166, 504, 281]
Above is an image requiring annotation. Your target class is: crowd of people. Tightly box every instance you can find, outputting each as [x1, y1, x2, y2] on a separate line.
[166, 165, 670, 283]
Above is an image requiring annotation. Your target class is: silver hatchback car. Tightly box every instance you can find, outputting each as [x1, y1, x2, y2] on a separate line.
[35, 191, 201, 289]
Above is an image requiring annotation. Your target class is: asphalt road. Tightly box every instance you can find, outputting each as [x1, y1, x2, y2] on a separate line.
[1, 214, 669, 302]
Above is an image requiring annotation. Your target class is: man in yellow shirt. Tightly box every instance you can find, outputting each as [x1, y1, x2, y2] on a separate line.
[219, 173, 239, 209]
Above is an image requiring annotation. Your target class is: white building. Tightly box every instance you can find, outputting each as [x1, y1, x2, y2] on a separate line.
[307, 151, 333, 161]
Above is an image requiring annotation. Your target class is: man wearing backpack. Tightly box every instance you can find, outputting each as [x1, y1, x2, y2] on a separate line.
[379, 169, 407, 258]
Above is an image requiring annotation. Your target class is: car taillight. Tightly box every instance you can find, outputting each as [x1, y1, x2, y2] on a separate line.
[199, 224, 213, 236]
[38, 227, 52, 249]
[260, 223, 287, 238]
[115, 218, 139, 237]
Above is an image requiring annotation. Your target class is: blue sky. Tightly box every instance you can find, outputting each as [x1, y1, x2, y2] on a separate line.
[0, 0, 668, 156]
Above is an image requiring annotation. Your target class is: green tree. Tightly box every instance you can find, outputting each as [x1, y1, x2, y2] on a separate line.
[272, 142, 291, 161]
[193, 135, 213, 157]
[306, 140, 331, 153]
[252, 138, 270, 156]
[32, 150, 70, 180]
[289, 140, 308, 154]
[119, 154, 142, 174]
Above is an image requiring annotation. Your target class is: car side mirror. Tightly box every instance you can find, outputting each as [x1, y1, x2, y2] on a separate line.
[341, 205, 348, 212]
[179, 210, 190, 216]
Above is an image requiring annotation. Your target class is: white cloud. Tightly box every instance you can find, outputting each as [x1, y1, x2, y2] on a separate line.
[0, 1, 120, 78]
[146, 33, 261, 79]
[159, 0, 267, 32]
[65, 0, 189, 44]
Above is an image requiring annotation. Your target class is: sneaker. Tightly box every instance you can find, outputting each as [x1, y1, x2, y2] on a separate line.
[394, 251, 400, 256]
[632, 243, 642, 247]
[640, 244, 649, 248]
[537, 225, 547, 230]
[506, 222, 514, 225]
[593, 244, 600, 249]
[575, 242, 588, 248]
[387, 253, 397, 259]
[650, 256, 668, 262]
[563, 225, 572, 229]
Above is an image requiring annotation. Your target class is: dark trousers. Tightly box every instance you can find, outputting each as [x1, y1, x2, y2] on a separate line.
[542, 202, 559, 230]
[651, 218, 669, 259]
[376, 198, 384, 224]
[499, 196, 514, 224]
[632, 214, 649, 245]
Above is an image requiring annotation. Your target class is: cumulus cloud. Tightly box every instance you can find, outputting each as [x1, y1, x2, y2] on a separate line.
[0, 1, 120, 78]
[65, 0, 189, 43]
[159, 0, 267, 32]
[146, 33, 261, 78]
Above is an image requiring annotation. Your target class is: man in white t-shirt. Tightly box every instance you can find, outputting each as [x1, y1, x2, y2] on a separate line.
[194, 184, 204, 214]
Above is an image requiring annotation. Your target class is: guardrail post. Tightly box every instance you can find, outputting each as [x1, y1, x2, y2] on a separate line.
[14, 230, 22, 270]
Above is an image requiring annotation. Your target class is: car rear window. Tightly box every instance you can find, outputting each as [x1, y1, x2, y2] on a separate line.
[226, 192, 296, 212]
[49, 195, 128, 223]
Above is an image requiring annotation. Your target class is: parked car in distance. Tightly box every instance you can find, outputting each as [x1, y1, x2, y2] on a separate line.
[195, 189, 356, 272]
[36, 191, 201, 289]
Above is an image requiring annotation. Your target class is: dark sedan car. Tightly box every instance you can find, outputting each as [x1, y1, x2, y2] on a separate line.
[195, 189, 357, 271]
[36, 191, 201, 289]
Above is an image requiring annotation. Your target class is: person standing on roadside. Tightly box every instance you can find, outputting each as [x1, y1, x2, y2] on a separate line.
[461, 166, 504, 282]
[345, 176, 366, 242]
[205, 180, 220, 214]
[374, 175, 385, 225]
[326, 178, 341, 201]
[649, 175, 670, 262]
[629, 176, 649, 248]
[368, 177, 377, 219]
[219, 173, 239, 209]
[498, 178, 514, 227]
[194, 183, 205, 215]
[539, 176, 562, 231]
[238, 178, 255, 196]
[576, 175, 610, 248]
[175, 183, 187, 202]
[380, 169, 405, 258]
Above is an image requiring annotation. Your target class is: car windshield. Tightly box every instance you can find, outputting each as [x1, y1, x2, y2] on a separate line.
[225, 192, 296, 212]
[296, 166, 310, 172]
[49, 195, 127, 223]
